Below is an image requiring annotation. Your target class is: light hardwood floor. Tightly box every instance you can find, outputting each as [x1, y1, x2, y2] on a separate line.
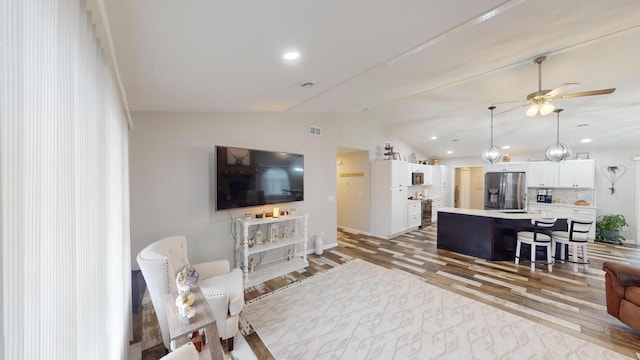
[243, 225, 640, 359]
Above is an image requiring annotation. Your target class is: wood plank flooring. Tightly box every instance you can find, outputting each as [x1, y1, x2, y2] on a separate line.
[244, 225, 640, 359]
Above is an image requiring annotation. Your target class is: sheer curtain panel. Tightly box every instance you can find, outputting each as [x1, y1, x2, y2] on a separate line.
[1, 0, 131, 359]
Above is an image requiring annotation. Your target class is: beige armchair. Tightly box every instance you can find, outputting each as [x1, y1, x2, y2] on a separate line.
[137, 236, 244, 351]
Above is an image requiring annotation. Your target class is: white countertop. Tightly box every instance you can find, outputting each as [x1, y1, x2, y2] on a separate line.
[528, 202, 597, 210]
[438, 207, 536, 220]
[438, 207, 595, 221]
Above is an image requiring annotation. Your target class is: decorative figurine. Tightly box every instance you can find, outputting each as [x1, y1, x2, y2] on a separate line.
[249, 258, 256, 273]
[254, 229, 262, 245]
[287, 249, 293, 261]
[269, 224, 278, 243]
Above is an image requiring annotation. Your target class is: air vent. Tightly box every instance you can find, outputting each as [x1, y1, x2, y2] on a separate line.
[309, 126, 322, 136]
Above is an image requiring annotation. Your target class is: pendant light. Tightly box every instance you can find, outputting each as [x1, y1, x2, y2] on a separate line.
[545, 108, 572, 162]
[480, 106, 502, 164]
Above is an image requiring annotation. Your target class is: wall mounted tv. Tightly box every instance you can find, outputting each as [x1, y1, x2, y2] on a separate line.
[215, 146, 304, 211]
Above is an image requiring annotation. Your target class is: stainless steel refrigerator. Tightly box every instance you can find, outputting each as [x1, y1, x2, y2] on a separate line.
[484, 172, 526, 210]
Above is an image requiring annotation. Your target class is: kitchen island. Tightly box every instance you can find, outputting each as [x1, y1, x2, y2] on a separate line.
[436, 207, 566, 261]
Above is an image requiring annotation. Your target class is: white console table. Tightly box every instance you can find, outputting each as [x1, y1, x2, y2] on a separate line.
[235, 213, 308, 288]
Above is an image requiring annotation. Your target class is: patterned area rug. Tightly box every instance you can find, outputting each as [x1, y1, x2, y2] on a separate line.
[141, 291, 163, 351]
[243, 259, 630, 359]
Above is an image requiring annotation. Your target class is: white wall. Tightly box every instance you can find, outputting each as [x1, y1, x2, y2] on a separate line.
[440, 147, 640, 242]
[337, 151, 371, 233]
[129, 112, 415, 268]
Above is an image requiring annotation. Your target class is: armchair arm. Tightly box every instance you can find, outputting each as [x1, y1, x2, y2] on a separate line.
[603, 261, 640, 287]
[200, 286, 228, 326]
[192, 260, 230, 279]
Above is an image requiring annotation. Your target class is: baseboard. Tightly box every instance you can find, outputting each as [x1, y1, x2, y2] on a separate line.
[305, 242, 337, 255]
[337, 226, 372, 236]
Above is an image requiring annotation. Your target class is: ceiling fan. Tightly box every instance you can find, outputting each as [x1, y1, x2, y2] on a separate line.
[496, 55, 616, 116]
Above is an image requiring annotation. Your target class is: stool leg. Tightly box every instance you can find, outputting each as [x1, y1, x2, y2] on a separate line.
[530, 244, 536, 272]
[515, 240, 521, 265]
[547, 244, 553, 272]
[582, 244, 589, 271]
[572, 243, 578, 272]
[560, 242, 565, 262]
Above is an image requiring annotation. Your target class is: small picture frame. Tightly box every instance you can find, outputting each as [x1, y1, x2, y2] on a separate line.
[575, 152, 589, 160]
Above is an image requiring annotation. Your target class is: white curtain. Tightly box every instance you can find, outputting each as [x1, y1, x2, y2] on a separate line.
[0, 1, 131, 359]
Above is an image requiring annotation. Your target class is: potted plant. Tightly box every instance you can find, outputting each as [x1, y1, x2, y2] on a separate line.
[596, 214, 628, 244]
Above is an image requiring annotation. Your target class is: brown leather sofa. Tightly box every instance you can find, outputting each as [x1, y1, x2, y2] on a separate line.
[603, 261, 640, 332]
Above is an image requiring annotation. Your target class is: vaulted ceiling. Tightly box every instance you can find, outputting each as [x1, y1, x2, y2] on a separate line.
[105, 0, 640, 159]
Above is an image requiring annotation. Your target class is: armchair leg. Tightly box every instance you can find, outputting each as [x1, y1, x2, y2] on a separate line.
[227, 337, 234, 352]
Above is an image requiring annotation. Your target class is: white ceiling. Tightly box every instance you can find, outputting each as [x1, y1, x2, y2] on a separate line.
[105, 0, 640, 159]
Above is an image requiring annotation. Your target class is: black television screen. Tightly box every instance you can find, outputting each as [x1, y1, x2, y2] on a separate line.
[215, 146, 304, 211]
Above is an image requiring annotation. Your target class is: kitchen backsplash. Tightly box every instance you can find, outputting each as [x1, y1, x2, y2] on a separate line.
[527, 188, 595, 206]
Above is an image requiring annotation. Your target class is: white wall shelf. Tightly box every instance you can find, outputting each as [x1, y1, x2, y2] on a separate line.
[235, 213, 308, 288]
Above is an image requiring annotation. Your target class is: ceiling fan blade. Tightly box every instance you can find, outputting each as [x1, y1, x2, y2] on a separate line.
[491, 99, 527, 105]
[545, 83, 579, 98]
[495, 101, 531, 115]
[550, 88, 616, 100]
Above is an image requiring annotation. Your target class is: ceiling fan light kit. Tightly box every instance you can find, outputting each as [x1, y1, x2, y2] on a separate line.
[495, 55, 616, 117]
[545, 109, 572, 162]
[480, 106, 503, 164]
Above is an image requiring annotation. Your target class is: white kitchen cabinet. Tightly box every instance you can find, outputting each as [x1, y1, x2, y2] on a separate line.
[431, 198, 441, 223]
[557, 160, 595, 188]
[431, 165, 449, 207]
[527, 161, 558, 188]
[391, 187, 408, 234]
[484, 162, 527, 173]
[407, 163, 433, 185]
[420, 164, 434, 185]
[385, 160, 409, 187]
[407, 201, 422, 229]
[372, 160, 411, 238]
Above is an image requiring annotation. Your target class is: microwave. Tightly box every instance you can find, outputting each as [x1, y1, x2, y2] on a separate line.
[412, 172, 424, 185]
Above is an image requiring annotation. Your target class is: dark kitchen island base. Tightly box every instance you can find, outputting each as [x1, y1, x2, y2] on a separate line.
[436, 209, 565, 261]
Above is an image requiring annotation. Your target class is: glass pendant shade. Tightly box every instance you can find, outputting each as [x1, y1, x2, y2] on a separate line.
[481, 146, 503, 164]
[545, 108, 571, 162]
[545, 142, 572, 162]
[480, 106, 502, 164]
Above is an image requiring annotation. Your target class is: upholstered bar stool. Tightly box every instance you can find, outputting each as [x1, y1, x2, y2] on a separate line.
[515, 218, 557, 272]
[552, 218, 594, 272]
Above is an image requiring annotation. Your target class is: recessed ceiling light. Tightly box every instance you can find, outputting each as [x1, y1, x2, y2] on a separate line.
[451, 139, 460, 142]
[577, 123, 589, 127]
[502, 145, 510, 149]
[283, 51, 300, 60]
[447, 150, 453, 154]
[430, 136, 438, 140]
[581, 138, 592, 143]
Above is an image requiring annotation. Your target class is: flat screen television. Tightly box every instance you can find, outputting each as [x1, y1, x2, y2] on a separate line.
[215, 146, 304, 211]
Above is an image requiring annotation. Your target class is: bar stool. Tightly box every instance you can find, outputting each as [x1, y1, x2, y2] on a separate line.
[515, 218, 557, 272]
[552, 218, 594, 272]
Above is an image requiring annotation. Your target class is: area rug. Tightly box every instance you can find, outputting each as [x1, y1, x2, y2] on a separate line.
[243, 259, 630, 359]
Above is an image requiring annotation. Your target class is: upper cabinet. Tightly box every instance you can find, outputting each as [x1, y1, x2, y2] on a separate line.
[483, 162, 527, 173]
[525, 159, 595, 188]
[526, 162, 558, 188]
[557, 159, 595, 188]
[407, 163, 433, 185]
[372, 160, 409, 187]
